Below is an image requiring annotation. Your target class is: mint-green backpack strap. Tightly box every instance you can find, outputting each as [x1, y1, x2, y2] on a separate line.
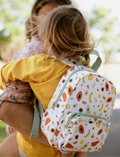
[30, 99, 40, 140]
[38, 100, 44, 115]
[90, 50, 102, 71]
[79, 50, 102, 71]
[30, 98, 44, 140]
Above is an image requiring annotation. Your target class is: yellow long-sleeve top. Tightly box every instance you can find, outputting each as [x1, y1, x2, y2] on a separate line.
[0, 54, 70, 156]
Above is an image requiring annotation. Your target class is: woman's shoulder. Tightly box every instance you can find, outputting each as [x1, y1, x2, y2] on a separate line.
[12, 40, 45, 61]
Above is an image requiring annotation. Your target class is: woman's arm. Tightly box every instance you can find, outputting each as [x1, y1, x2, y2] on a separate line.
[0, 102, 87, 156]
[0, 101, 50, 146]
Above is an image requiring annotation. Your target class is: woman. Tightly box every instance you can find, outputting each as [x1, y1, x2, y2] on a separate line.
[0, 0, 86, 157]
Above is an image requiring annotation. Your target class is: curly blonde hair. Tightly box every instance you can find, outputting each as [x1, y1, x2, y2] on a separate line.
[39, 5, 95, 66]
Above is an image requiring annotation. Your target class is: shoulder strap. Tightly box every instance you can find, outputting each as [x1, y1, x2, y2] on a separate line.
[90, 50, 102, 71]
[52, 50, 102, 71]
[30, 99, 44, 140]
[30, 99, 40, 140]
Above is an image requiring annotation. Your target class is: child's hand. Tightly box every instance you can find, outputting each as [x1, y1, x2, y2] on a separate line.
[6, 124, 16, 136]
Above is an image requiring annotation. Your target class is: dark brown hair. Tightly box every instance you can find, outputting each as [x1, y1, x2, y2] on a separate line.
[31, 0, 71, 15]
[39, 5, 95, 66]
[30, 0, 72, 36]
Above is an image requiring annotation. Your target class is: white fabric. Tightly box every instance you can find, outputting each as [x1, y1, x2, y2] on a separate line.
[18, 147, 28, 157]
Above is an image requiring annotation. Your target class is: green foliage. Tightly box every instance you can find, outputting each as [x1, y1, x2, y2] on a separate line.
[89, 7, 120, 63]
[0, 121, 7, 143]
[0, 0, 34, 61]
[0, 0, 34, 43]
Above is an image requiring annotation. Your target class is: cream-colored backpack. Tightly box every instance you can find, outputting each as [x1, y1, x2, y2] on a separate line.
[30, 50, 116, 153]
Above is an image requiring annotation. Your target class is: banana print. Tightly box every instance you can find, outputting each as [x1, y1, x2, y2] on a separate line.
[111, 88, 114, 94]
[99, 104, 103, 111]
[103, 96, 106, 100]
[82, 101, 87, 104]
[84, 130, 90, 137]
[66, 104, 70, 109]
[82, 77, 85, 83]
[89, 93, 93, 103]
[80, 143, 89, 150]
[60, 134, 64, 139]
[105, 127, 109, 133]
[96, 78, 99, 82]
[80, 146, 86, 150]
[40, 57, 116, 153]
[47, 125, 50, 131]
[80, 140, 84, 144]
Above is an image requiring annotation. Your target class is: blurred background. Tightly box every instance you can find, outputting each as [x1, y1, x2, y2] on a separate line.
[0, 0, 120, 156]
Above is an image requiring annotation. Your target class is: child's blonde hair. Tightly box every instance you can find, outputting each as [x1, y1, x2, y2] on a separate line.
[39, 5, 95, 66]
[25, 18, 32, 42]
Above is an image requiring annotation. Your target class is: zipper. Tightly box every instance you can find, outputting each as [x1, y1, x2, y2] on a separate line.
[53, 68, 84, 110]
[66, 112, 110, 129]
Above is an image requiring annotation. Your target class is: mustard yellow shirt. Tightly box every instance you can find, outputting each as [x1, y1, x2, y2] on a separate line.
[0, 54, 69, 156]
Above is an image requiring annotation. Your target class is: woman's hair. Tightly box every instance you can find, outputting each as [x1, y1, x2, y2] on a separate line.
[39, 5, 95, 66]
[31, 0, 71, 15]
[30, 0, 72, 36]
[25, 18, 32, 42]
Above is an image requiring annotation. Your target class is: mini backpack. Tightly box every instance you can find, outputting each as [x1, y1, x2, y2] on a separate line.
[30, 50, 116, 153]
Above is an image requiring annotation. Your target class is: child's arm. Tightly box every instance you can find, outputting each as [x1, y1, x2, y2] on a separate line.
[0, 54, 50, 88]
[0, 80, 33, 106]
[0, 40, 44, 105]
[0, 40, 44, 102]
